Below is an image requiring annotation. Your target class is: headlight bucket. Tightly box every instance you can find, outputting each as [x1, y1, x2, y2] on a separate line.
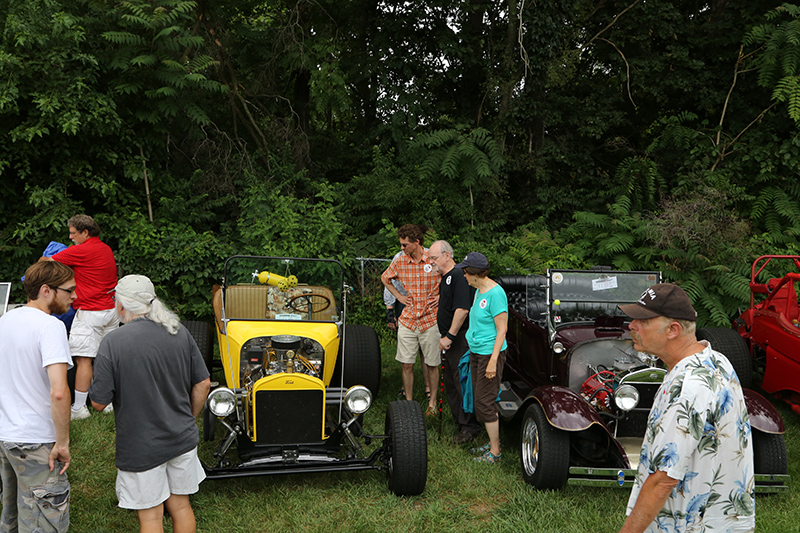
[614, 384, 640, 411]
[344, 385, 372, 415]
[207, 387, 237, 417]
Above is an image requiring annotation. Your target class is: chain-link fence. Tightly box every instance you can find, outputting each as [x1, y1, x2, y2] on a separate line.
[343, 258, 392, 331]
[347, 257, 390, 307]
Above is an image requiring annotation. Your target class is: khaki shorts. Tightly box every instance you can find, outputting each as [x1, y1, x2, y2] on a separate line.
[0, 442, 70, 533]
[116, 447, 206, 510]
[396, 324, 441, 367]
[68, 308, 120, 358]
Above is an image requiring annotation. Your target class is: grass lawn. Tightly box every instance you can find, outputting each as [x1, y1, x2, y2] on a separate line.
[19, 341, 800, 532]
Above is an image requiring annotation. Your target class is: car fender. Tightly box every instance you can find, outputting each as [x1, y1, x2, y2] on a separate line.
[525, 385, 630, 467]
[527, 385, 607, 431]
[744, 388, 785, 434]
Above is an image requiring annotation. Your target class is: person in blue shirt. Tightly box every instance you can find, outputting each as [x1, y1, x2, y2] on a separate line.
[457, 252, 507, 464]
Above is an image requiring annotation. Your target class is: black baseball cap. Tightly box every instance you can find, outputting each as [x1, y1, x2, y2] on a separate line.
[618, 283, 697, 322]
[455, 252, 489, 270]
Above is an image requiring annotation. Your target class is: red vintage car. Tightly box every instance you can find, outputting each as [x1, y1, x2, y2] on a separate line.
[734, 255, 800, 414]
[496, 268, 788, 492]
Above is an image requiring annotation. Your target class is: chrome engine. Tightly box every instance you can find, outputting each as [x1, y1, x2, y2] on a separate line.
[239, 334, 324, 388]
[569, 339, 665, 415]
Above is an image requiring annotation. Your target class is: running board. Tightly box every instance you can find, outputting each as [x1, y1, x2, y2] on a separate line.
[567, 467, 790, 493]
[497, 381, 523, 419]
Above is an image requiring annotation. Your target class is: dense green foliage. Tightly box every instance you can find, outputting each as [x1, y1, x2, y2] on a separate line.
[3, 0, 800, 325]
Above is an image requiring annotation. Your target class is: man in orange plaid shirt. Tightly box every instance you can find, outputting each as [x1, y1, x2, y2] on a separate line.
[381, 224, 441, 416]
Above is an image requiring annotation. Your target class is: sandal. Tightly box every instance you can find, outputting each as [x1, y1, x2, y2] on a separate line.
[470, 441, 492, 455]
[474, 450, 502, 464]
[425, 389, 431, 400]
[397, 388, 406, 400]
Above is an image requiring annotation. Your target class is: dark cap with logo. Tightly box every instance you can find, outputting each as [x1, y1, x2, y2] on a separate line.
[617, 283, 697, 322]
[455, 251, 490, 270]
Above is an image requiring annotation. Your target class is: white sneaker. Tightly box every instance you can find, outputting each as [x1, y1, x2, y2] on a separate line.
[71, 405, 90, 420]
[102, 403, 113, 413]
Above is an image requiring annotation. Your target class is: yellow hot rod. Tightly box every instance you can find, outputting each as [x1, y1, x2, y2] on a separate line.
[193, 255, 427, 496]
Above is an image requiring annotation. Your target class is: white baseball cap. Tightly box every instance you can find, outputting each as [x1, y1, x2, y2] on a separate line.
[113, 274, 156, 305]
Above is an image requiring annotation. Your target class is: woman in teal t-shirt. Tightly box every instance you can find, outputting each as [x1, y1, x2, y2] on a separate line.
[457, 252, 508, 464]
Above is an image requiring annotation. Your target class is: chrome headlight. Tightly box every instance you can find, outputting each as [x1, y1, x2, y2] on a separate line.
[344, 385, 372, 414]
[552, 342, 565, 355]
[207, 387, 237, 417]
[614, 384, 640, 412]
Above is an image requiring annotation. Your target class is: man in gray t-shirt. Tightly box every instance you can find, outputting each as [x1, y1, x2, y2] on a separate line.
[89, 275, 210, 532]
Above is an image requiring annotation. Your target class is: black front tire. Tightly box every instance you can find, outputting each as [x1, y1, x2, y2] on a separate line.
[385, 400, 427, 496]
[332, 324, 381, 397]
[182, 320, 215, 375]
[753, 430, 788, 475]
[520, 402, 570, 490]
[696, 327, 753, 389]
[202, 407, 216, 442]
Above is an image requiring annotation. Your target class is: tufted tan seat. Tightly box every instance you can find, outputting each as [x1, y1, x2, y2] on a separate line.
[213, 285, 336, 331]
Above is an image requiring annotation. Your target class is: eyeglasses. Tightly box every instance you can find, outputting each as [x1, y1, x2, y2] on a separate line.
[429, 254, 440, 261]
[52, 286, 77, 294]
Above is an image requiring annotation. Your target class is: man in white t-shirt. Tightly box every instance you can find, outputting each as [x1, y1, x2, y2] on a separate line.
[0, 261, 75, 532]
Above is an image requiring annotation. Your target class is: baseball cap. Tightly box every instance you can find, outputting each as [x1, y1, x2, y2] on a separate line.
[455, 251, 490, 270]
[618, 283, 697, 321]
[114, 274, 156, 305]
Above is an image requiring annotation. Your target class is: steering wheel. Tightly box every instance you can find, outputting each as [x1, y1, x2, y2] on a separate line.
[287, 293, 332, 314]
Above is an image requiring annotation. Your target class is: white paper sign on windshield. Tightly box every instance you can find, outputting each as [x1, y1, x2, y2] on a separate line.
[592, 276, 618, 291]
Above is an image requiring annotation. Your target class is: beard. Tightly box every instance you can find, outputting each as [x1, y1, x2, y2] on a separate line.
[49, 299, 71, 316]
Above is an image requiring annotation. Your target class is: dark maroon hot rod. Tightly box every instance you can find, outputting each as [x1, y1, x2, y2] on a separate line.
[495, 268, 788, 492]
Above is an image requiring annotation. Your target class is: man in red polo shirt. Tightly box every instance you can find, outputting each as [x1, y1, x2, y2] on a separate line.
[41, 214, 119, 420]
[381, 224, 440, 416]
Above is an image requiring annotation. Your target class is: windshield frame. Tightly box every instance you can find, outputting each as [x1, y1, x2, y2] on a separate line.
[534, 269, 661, 327]
[221, 255, 345, 324]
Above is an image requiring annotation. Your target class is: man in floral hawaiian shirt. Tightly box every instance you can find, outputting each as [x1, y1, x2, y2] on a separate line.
[617, 283, 755, 533]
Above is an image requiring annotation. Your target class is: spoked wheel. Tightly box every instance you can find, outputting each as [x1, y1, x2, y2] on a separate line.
[385, 401, 427, 496]
[520, 402, 570, 490]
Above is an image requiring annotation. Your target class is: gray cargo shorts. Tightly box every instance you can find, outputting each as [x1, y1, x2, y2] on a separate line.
[0, 442, 70, 533]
